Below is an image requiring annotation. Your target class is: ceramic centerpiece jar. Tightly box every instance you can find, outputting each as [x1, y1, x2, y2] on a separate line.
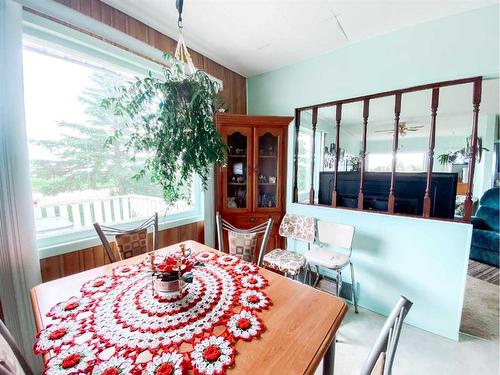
[152, 254, 194, 297]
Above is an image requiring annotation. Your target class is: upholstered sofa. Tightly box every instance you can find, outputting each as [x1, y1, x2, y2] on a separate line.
[470, 187, 499, 267]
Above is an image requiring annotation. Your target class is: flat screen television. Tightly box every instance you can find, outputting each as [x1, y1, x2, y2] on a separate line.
[318, 171, 458, 219]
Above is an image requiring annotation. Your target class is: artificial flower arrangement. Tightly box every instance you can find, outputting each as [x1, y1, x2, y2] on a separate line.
[149, 244, 202, 295]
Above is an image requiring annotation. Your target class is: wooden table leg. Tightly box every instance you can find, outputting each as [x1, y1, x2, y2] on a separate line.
[323, 335, 336, 374]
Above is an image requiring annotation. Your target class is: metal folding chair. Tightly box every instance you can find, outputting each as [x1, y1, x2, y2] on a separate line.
[94, 213, 158, 262]
[216, 212, 273, 266]
[360, 296, 413, 375]
[0, 319, 34, 375]
[305, 220, 358, 312]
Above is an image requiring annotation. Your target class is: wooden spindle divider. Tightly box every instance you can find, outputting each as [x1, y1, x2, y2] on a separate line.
[423, 88, 440, 218]
[293, 108, 301, 202]
[388, 93, 402, 213]
[357, 100, 369, 209]
[292, 76, 482, 222]
[331, 104, 342, 207]
[309, 107, 318, 204]
[463, 79, 482, 221]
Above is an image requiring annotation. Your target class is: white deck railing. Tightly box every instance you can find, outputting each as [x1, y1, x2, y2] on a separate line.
[33, 194, 191, 234]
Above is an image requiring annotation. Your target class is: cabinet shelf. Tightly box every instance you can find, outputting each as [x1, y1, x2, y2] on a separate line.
[216, 113, 292, 253]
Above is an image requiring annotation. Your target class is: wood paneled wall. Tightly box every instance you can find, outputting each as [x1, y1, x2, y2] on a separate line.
[40, 221, 204, 282]
[47, 0, 246, 114]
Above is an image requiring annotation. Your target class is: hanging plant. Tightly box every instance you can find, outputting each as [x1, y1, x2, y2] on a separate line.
[101, 53, 227, 203]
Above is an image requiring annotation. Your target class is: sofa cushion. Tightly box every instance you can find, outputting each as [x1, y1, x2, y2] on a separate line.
[471, 229, 500, 252]
[479, 187, 499, 209]
[470, 245, 499, 267]
[471, 216, 489, 230]
[475, 206, 499, 232]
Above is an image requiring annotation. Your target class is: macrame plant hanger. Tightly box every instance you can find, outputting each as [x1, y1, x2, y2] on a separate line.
[174, 0, 196, 76]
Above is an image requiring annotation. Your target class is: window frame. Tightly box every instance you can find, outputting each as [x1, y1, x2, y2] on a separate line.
[22, 11, 204, 258]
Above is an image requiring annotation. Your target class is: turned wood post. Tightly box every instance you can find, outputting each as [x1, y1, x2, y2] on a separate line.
[423, 88, 440, 218]
[463, 79, 482, 221]
[388, 93, 402, 214]
[309, 107, 318, 204]
[358, 100, 369, 209]
[293, 109, 300, 202]
[332, 104, 342, 207]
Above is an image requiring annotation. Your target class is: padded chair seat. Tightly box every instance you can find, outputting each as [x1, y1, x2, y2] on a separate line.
[263, 249, 306, 276]
[304, 247, 350, 269]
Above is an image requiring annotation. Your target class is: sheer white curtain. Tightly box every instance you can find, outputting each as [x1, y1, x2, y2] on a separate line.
[0, 0, 42, 371]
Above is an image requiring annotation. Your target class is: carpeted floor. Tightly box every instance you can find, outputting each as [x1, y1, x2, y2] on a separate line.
[468, 260, 499, 285]
[460, 275, 500, 341]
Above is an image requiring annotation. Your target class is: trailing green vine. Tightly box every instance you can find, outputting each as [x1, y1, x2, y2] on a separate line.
[102, 54, 227, 204]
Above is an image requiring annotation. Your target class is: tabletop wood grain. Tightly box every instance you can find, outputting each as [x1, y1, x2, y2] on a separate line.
[31, 240, 348, 375]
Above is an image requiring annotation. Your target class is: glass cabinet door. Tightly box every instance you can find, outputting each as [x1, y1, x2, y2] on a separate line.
[224, 128, 251, 210]
[254, 129, 282, 210]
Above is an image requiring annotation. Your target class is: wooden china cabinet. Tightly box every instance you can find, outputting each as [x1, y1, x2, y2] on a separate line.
[215, 114, 293, 254]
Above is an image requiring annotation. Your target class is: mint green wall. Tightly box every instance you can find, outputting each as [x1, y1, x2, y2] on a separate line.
[247, 6, 499, 340]
[248, 6, 499, 114]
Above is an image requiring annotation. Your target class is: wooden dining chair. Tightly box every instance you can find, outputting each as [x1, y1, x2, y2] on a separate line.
[361, 296, 413, 375]
[0, 320, 34, 375]
[93, 213, 158, 263]
[216, 212, 273, 266]
[305, 220, 358, 312]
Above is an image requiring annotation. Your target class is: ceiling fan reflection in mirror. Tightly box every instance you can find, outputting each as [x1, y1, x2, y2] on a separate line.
[374, 122, 424, 136]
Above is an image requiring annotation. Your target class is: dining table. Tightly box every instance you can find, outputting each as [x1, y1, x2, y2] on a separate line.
[31, 240, 348, 375]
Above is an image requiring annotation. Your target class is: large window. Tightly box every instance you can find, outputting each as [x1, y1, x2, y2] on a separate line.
[367, 152, 426, 172]
[22, 31, 199, 250]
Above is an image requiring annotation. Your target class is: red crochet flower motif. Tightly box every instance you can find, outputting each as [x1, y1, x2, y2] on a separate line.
[61, 353, 81, 369]
[64, 301, 80, 311]
[248, 295, 260, 303]
[237, 318, 251, 330]
[155, 363, 173, 375]
[48, 328, 67, 340]
[203, 345, 221, 362]
[101, 368, 119, 375]
[241, 274, 267, 289]
[93, 280, 105, 287]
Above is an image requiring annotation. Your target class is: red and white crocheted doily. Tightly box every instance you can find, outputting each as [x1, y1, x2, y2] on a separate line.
[34, 250, 271, 375]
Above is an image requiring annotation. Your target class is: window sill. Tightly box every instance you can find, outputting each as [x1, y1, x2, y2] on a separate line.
[37, 213, 203, 259]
